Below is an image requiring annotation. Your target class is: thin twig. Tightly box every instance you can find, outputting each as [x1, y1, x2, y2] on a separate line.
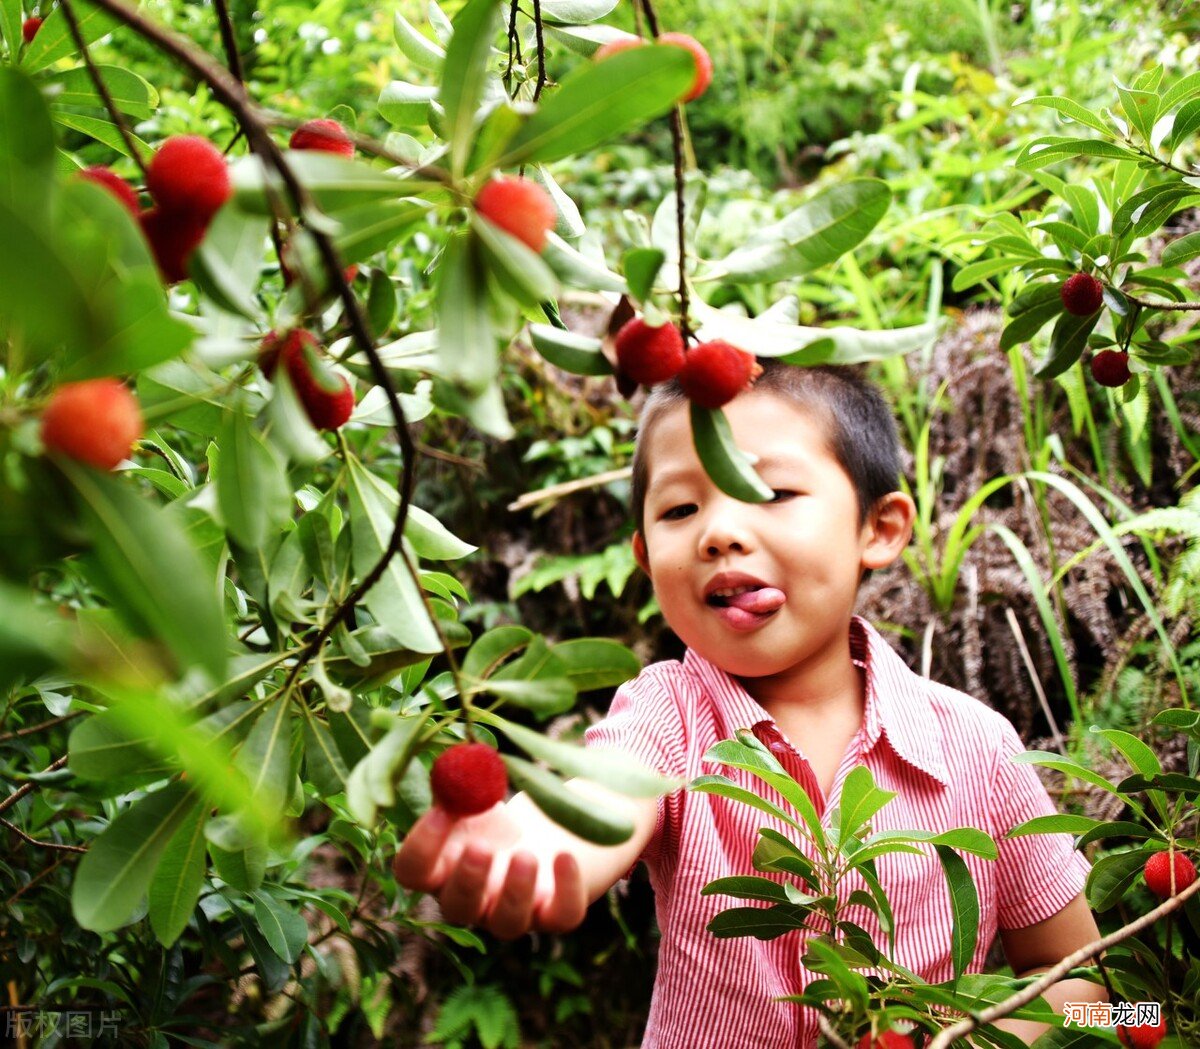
[1, 817, 87, 854]
[505, 0, 523, 95]
[0, 756, 70, 816]
[531, 0, 546, 102]
[817, 1015, 853, 1049]
[1120, 292, 1200, 312]
[0, 713, 82, 743]
[210, 0, 245, 84]
[1004, 606, 1067, 755]
[506, 466, 631, 512]
[59, 0, 148, 177]
[926, 875, 1200, 1048]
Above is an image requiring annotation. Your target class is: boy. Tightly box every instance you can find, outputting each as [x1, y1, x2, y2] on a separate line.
[394, 362, 1107, 1046]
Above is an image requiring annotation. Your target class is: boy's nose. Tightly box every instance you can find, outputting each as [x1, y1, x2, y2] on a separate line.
[697, 507, 754, 558]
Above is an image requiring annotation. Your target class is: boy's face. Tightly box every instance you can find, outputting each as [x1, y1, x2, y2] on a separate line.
[631, 390, 913, 689]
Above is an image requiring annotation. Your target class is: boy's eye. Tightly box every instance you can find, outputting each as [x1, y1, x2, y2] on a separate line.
[770, 490, 797, 502]
[662, 504, 696, 520]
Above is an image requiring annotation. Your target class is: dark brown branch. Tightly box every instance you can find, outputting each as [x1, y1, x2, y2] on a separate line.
[0, 756, 70, 816]
[58, 0, 148, 178]
[505, 0, 522, 95]
[79, 0, 462, 699]
[0, 713, 81, 743]
[210, 0, 245, 85]
[531, 0, 546, 102]
[1, 817, 87, 854]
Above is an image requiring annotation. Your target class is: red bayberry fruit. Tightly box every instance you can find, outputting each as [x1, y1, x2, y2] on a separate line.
[1117, 1016, 1168, 1049]
[594, 36, 645, 61]
[22, 16, 42, 43]
[145, 135, 231, 222]
[41, 378, 143, 471]
[1144, 849, 1196, 898]
[139, 207, 208, 284]
[677, 340, 763, 409]
[658, 32, 713, 102]
[289, 118, 355, 158]
[269, 330, 355, 430]
[1089, 350, 1131, 388]
[1061, 272, 1104, 316]
[430, 742, 508, 816]
[473, 175, 557, 254]
[857, 1031, 917, 1049]
[76, 165, 140, 217]
[615, 317, 686, 386]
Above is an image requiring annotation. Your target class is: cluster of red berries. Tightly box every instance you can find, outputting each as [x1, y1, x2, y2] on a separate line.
[40, 378, 143, 471]
[1058, 272, 1137, 389]
[430, 742, 508, 816]
[614, 317, 762, 408]
[259, 329, 356, 431]
[594, 32, 713, 103]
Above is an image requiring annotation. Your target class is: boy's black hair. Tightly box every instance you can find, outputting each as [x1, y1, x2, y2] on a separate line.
[629, 360, 903, 542]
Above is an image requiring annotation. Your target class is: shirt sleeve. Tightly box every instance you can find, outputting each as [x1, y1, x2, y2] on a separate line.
[991, 721, 1092, 929]
[584, 667, 688, 870]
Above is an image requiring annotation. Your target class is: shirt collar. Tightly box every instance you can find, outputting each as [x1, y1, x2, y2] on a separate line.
[681, 616, 949, 788]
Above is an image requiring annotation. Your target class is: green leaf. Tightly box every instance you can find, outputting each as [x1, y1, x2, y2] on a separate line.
[1005, 814, 1104, 838]
[435, 231, 496, 394]
[345, 455, 441, 653]
[1034, 310, 1100, 379]
[211, 838, 268, 893]
[753, 829, 820, 889]
[440, 0, 502, 178]
[709, 179, 891, 283]
[148, 798, 208, 946]
[69, 709, 173, 783]
[624, 247, 666, 303]
[1161, 229, 1200, 266]
[1000, 300, 1063, 351]
[502, 755, 634, 844]
[51, 111, 151, 158]
[345, 712, 429, 826]
[1014, 94, 1113, 136]
[701, 875, 798, 903]
[479, 710, 677, 797]
[689, 774, 805, 831]
[542, 231, 628, 292]
[378, 80, 439, 129]
[64, 465, 227, 681]
[690, 402, 774, 503]
[0, 0, 20, 58]
[46, 65, 157, 119]
[495, 45, 694, 167]
[252, 890, 309, 964]
[394, 10, 444, 70]
[1086, 847, 1154, 911]
[935, 843, 979, 979]
[0, 66, 55, 211]
[705, 737, 826, 846]
[706, 903, 812, 940]
[237, 695, 294, 813]
[547, 637, 640, 692]
[835, 767, 897, 847]
[1015, 136, 1140, 170]
[21, 0, 123, 74]
[528, 323, 612, 376]
[538, 0, 620, 22]
[232, 153, 430, 216]
[72, 781, 199, 932]
[302, 714, 351, 797]
[0, 581, 71, 690]
[462, 625, 534, 679]
[217, 411, 292, 550]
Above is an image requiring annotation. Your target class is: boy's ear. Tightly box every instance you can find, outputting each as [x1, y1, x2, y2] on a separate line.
[632, 531, 651, 576]
[861, 491, 916, 571]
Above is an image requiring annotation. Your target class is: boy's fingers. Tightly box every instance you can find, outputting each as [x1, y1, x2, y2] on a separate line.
[484, 850, 538, 941]
[536, 852, 586, 934]
[392, 807, 456, 892]
[439, 842, 494, 926]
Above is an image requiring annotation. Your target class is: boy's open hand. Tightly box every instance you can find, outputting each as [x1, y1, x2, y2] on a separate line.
[392, 804, 588, 940]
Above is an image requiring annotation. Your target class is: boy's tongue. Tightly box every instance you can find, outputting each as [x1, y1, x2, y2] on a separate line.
[723, 586, 785, 613]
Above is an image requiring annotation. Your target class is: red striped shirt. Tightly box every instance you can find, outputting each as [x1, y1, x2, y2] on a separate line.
[585, 617, 1091, 1049]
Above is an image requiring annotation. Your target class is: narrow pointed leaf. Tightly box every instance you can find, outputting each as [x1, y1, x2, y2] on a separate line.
[502, 755, 634, 844]
[935, 843, 979, 979]
[440, 0, 502, 177]
[690, 403, 774, 502]
[148, 797, 208, 946]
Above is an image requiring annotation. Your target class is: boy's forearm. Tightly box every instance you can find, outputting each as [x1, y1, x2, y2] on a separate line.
[503, 778, 658, 904]
[987, 972, 1107, 1045]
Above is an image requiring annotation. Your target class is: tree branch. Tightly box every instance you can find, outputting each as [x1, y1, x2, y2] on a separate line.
[926, 875, 1200, 1048]
[0, 756, 70, 816]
